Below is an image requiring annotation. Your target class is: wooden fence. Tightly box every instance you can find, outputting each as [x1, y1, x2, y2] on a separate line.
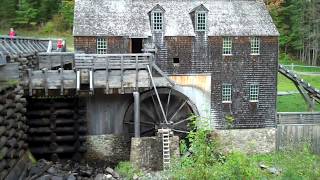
[277, 112, 320, 154]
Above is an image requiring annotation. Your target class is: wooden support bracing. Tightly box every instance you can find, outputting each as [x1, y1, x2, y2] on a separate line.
[294, 82, 315, 112]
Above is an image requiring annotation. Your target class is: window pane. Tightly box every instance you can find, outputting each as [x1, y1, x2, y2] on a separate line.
[251, 37, 260, 55]
[97, 38, 107, 54]
[153, 12, 163, 30]
[196, 12, 206, 31]
[223, 37, 232, 55]
[222, 84, 232, 102]
[249, 84, 259, 102]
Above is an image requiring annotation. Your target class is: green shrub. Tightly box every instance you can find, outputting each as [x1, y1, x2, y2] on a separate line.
[170, 116, 320, 179]
[115, 161, 143, 179]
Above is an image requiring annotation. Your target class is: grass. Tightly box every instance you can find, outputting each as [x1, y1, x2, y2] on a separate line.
[278, 94, 320, 112]
[0, 28, 74, 51]
[277, 53, 320, 112]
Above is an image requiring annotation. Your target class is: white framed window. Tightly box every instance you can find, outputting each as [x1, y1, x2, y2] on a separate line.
[196, 12, 206, 31]
[222, 84, 232, 103]
[223, 37, 232, 55]
[152, 11, 163, 31]
[251, 37, 260, 55]
[249, 84, 259, 102]
[97, 38, 107, 54]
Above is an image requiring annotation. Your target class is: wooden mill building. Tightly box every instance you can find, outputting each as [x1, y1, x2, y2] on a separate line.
[73, 0, 279, 129]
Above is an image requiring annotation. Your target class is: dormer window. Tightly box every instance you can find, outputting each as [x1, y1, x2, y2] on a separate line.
[152, 11, 163, 31]
[150, 4, 165, 32]
[190, 4, 208, 32]
[196, 12, 207, 31]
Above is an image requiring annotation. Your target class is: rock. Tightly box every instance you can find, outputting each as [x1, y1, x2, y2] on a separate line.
[67, 174, 77, 180]
[105, 167, 119, 179]
[95, 173, 108, 180]
[37, 175, 52, 180]
[106, 174, 113, 179]
[259, 163, 268, 169]
[105, 167, 114, 175]
[47, 167, 57, 174]
[133, 174, 139, 180]
[112, 171, 120, 179]
[268, 167, 281, 175]
[51, 176, 64, 180]
[80, 166, 93, 177]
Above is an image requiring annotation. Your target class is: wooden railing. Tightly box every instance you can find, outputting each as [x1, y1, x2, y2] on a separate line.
[74, 53, 153, 70]
[277, 112, 320, 124]
[38, 52, 74, 69]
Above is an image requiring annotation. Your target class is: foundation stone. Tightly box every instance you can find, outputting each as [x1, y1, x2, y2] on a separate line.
[130, 136, 180, 171]
[215, 128, 276, 154]
[84, 135, 130, 166]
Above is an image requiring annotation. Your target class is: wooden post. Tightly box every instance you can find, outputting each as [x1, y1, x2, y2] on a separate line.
[43, 68, 48, 96]
[105, 57, 109, 94]
[28, 69, 33, 96]
[135, 55, 139, 90]
[120, 56, 124, 93]
[59, 68, 64, 95]
[133, 91, 140, 138]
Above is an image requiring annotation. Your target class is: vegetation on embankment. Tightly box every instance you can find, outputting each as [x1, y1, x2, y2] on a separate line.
[116, 119, 320, 179]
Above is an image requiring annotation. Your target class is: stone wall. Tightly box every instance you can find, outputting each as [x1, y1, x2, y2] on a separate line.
[130, 136, 180, 171]
[215, 128, 276, 154]
[84, 135, 131, 166]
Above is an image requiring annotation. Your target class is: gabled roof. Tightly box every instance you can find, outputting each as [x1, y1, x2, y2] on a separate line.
[190, 4, 209, 13]
[73, 0, 279, 37]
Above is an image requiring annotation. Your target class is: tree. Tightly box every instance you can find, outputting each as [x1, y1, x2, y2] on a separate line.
[14, 0, 39, 27]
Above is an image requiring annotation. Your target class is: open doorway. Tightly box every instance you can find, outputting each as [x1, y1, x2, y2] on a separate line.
[131, 38, 143, 53]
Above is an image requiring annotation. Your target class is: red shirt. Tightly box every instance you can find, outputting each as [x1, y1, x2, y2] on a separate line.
[9, 31, 16, 39]
[57, 40, 63, 49]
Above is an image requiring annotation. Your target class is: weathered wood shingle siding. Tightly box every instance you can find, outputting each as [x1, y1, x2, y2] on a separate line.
[74, 36, 131, 54]
[210, 36, 278, 129]
[74, 35, 278, 129]
[154, 34, 211, 74]
[74, 36, 97, 54]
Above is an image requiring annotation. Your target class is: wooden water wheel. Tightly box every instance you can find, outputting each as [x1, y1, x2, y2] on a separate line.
[123, 88, 198, 138]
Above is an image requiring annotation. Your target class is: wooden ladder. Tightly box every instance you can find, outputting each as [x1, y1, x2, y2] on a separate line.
[161, 128, 171, 170]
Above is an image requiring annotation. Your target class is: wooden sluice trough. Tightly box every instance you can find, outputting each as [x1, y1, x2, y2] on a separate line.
[24, 53, 173, 96]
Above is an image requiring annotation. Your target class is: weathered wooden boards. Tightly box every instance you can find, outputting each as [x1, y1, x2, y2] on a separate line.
[0, 84, 28, 179]
[277, 112, 320, 154]
[25, 69, 171, 96]
[27, 97, 86, 160]
[38, 52, 74, 69]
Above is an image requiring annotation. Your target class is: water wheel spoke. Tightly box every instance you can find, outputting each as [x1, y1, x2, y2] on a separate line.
[165, 89, 172, 117]
[173, 116, 193, 127]
[124, 121, 154, 126]
[168, 100, 187, 122]
[172, 129, 189, 134]
[141, 127, 155, 135]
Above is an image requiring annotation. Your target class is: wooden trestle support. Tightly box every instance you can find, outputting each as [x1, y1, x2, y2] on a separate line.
[26, 97, 87, 161]
[0, 85, 28, 179]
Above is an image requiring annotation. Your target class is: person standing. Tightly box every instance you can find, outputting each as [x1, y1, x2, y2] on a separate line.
[9, 28, 16, 40]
